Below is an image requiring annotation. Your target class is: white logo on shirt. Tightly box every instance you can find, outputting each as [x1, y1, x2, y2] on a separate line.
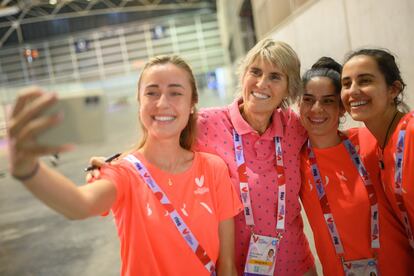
[181, 203, 189, 216]
[195, 175, 204, 187]
[194, 175, 209, 195]
[146, 203, 152, 216]
[336, 171, 348, 182]
[200, 202, 213, 214]
[325, 175, 330, 187]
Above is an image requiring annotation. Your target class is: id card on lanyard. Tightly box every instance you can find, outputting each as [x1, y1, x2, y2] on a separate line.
[244, 234, 278, 276]
[307, 136, 380, 275]
[233, 130, 285, 276]
[342, 258, 379, 276]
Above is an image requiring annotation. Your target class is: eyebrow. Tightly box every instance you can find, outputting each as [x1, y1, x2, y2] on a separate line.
[303, 93, 337, 98]
[250, 66, 283, 75]
[342, 73, 375, 81]
[249, 66, 261, 71]
[358, 73, 375, 78]
[270, 72, 283, 77]
[145, 83, 185, 89]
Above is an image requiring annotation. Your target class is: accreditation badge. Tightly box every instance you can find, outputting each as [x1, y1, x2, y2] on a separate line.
[243, 234, 280, 276]
[342, 257, 379, 276]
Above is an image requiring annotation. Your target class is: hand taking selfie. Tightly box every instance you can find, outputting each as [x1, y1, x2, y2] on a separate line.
[7, 87, 73, 180]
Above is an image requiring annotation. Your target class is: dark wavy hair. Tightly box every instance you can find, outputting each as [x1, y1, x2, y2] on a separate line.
[301, 56, 344, 110]
[344, 48, 408, 111]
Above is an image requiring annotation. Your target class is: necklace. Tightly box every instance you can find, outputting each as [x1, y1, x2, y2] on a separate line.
[382, 111, 399, 149]
[379, 110, 399, 169]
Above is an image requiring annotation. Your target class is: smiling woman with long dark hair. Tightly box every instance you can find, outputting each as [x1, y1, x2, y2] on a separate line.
[342, 48, 414, 253]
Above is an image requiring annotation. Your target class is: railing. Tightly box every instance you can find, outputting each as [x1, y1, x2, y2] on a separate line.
[0, 12, 228, 96]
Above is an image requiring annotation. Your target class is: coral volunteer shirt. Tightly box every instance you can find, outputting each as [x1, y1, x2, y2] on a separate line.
[366, 111, 414, 244]
[100, 151, 243, 276]
[195, 99, 314, 276]
[300, 128, 414, 276]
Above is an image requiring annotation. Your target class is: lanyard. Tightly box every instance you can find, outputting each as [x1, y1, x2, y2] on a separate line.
[124, 154, 216, 275]
[307, 136, 380, 256]
[393, 114, 414, 249]
[233, 130, 286, 233]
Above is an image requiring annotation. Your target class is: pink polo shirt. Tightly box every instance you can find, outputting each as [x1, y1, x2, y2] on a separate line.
[195, 99, 314, 276]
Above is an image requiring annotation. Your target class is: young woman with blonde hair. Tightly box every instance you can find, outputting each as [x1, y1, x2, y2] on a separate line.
[7, 55, 242, 276]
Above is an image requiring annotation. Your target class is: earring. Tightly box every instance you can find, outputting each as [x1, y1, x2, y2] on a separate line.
[190, 107, 194, 114]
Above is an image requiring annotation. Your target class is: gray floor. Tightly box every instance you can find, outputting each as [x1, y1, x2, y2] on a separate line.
[0, 89, 321, 276]
[0, 101, 137, 276]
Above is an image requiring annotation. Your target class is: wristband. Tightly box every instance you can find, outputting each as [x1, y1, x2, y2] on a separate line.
[12, 162, 40, 181]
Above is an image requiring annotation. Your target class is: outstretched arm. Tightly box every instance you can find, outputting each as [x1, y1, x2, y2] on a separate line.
[7, 87, 117, 220]
[23, 162, 116, 220]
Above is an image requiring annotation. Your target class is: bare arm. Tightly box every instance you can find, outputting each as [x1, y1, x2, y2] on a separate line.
[216, 218, 237, 276]
[23, 162, 117, 219]
[7, 87, 117, 220]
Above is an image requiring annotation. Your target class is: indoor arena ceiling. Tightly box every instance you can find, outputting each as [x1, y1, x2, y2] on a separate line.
[0, 0, 216, 47]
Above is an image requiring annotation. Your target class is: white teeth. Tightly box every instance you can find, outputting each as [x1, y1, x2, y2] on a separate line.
[309, 118, 325, 123]
[154, 116, 175, 121]
[252, 92, 270, 99]
[350, 101, 368, 107]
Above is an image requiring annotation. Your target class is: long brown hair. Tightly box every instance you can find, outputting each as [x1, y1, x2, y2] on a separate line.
[136, 55, 199, 150]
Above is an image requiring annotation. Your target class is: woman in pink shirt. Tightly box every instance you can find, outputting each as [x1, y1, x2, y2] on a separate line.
[7, 55, 242, 276]
[195, 38, 315, 275]
[91, 38, 316, 275]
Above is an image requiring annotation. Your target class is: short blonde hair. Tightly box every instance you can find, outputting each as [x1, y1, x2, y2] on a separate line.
[137, 55, 198, 150]
[237, 38, 301, 109]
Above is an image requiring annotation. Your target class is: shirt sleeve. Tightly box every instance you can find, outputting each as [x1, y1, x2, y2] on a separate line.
[212, 157, 243, 221]
[99, 162, 131, 214]
[195, 108, 214, 153]
[284, 108, 307, 149]
[194, 107, 228, 155]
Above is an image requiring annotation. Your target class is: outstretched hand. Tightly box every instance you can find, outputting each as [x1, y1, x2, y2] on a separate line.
[7, 87, 73, 179]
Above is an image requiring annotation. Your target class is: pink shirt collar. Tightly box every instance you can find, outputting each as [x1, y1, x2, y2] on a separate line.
[229, 98, 284, 139]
